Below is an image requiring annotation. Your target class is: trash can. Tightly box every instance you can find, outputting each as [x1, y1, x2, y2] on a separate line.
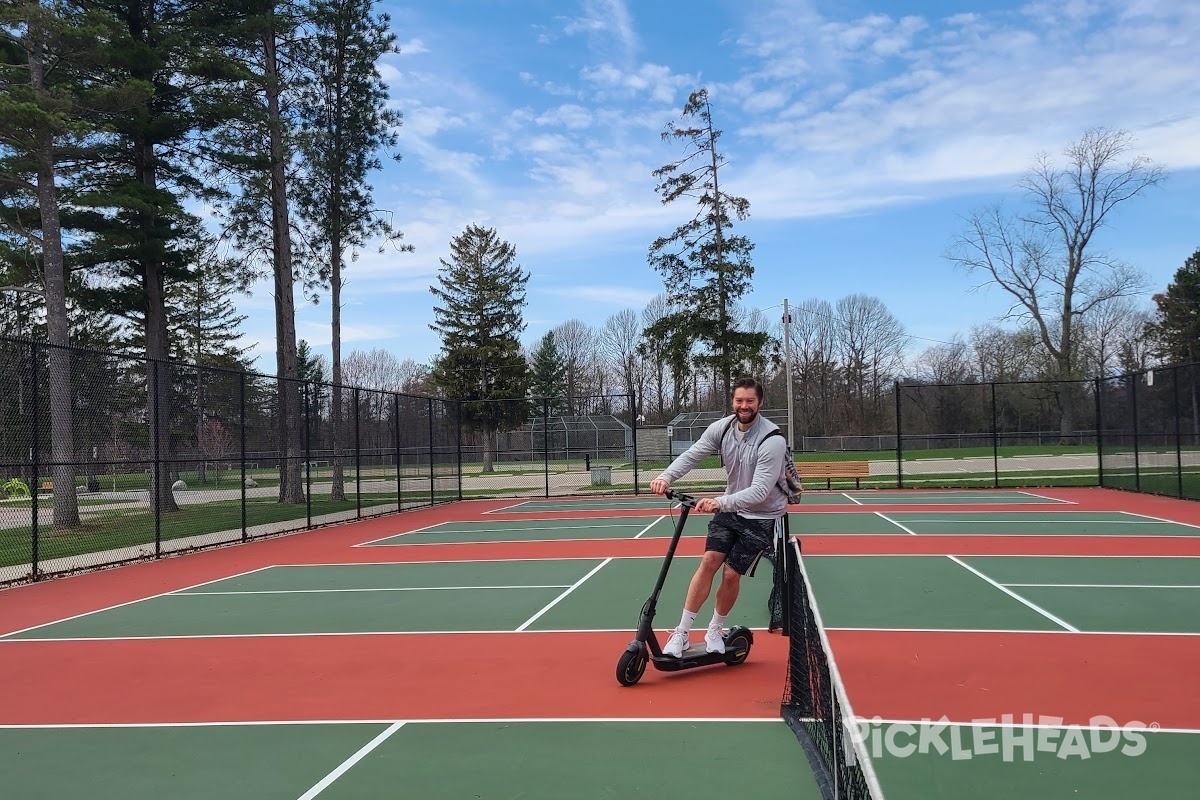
[590, 465, 612, 486]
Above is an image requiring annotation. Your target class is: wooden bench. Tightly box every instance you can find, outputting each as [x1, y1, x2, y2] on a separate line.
[795, 461, 871, 489]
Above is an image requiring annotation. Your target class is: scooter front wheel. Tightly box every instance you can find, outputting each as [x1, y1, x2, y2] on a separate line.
[616, 645, 649, 686]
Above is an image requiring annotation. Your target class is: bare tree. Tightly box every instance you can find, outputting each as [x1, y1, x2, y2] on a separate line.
[551, 319, 596, 412]
[968, 323, 1044, 382]
[949, 128, 1165, 435]
[789, 299, 839, 437]
[1077, 297, 1151, 378]
[835, 294, 907, 432]
[602, 309, 648, 416]
[913, 337, 973, 384]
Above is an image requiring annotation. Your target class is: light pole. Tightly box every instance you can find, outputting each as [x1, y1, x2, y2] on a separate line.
[782, 298, 795, 450]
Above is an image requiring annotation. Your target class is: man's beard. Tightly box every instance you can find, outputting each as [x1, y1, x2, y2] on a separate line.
[736, 409, 758, 425]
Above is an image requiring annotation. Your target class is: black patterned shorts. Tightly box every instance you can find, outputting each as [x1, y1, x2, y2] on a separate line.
[706, 513, 777, 576]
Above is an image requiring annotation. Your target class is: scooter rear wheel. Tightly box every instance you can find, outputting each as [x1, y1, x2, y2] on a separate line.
[616, 647, 649, 686]
[723, 629, 753, 666]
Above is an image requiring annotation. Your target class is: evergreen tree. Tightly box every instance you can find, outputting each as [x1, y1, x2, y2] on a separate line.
[648, 88, 766, 401]
[528, 331, 567, 414]
[1148, 249, 1200, 441]
[0, 1, 124, 526]
[429, 224, 530, 472]
[293, 0, 409, 500]
[1148, 249, 1200, 364]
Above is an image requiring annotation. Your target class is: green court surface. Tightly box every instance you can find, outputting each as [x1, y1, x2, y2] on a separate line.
[0, 720, 824, 800]
[838, 490, 1069, 505]
[793, 511, 1200, 536]
[361, 514, 712, 545]
[494, 490, 1069, 513]
[363, 510, 1200, 546]
[12, 553, 1197, 641]
[489, 497, 677, 512]
[2, 556, 778, 640]
[802, 554, 1200, 633]
[868, 725, 1200, 799]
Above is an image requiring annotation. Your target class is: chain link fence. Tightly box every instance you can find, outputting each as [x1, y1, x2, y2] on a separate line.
[5, 334, 1199, 586]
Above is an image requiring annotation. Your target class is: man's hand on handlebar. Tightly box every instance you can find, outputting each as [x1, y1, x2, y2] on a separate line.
[694, 497, 720, 513]
[650, 478, 669, 495]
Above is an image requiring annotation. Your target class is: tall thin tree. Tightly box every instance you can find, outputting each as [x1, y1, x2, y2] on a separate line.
[294, 0, 409, 501]
[648, 88, 764, 400]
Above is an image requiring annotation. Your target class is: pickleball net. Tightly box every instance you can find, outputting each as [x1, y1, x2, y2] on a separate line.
[779, 529, 886, 800]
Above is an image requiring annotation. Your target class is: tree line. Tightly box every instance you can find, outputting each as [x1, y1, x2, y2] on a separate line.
[3, 2, 1195, 518]
[1, 0, 404, 523]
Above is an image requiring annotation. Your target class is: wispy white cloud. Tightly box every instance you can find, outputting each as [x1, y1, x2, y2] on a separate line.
[563, 0, 638, 59]
[541, 285, 659, 308]
[395, 38, 429, 56]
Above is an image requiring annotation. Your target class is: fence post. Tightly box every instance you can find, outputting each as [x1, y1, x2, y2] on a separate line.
[456, 400, 463, 502]
[29, 340, 40, 581]
[1173, 366, 1183, 498]
[427, 396, 435, 504]
[1130, 375, 1140, 493]
[393, 393, 402, 510]
[894, 380, 903, 489]
[1094, 377, 1103, 487]
[990, 383, 999, 489]
[542, 397, 550, 498]
[354, 387, 362, 519]
[304, 382, 312, 529]
[240, 372, 247, 541]
[631, 394, 640, 496]
[151, 359, 162, 558]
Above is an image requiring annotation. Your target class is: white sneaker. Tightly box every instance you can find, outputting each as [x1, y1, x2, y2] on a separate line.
[663, 628, 690, 658]
[705, 626, 726, 654]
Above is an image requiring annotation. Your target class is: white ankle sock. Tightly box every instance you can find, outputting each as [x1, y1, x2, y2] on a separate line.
[709, 612, 728, 630]
[677, 609, 697, 632]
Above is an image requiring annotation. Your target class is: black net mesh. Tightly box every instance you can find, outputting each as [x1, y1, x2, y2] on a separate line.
[780, 533, 883, 800]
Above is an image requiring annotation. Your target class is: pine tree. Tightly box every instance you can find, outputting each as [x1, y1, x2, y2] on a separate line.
[293, 0, 409, 500]
[528, 331, 567, 414]
[648, 88, 766, 401]
[0, 1, 123, 527]
[429, 224, 530, 472]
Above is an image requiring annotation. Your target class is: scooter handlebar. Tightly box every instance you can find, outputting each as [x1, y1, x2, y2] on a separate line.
[664, 489, 699, 508]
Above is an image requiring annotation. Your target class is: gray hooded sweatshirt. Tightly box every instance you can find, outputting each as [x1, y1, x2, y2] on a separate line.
[656, 413, 788, 519]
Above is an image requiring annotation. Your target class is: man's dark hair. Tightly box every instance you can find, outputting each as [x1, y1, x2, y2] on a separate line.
[731, 376, 764, 402]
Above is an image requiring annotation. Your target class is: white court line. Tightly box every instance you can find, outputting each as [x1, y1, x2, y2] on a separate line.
[0, 716, 782, 730]
[0, 565, 278, 639]
[0, 626, 776, 643]
[353, 515, 661, 546]
[844, 494, 865, 505]
[946, 556, 1078, 632]
[825, 625, 1200, 636]
[866, 718, 1199, 734]
[179, 585, 573, 596]
[1002, 583, 1200, 589]
[1118, 510, 1200, 531]
[388, 522, 647, 535]
[366, 534, 702, 548]
[874, 512, 919, 535]
[633, 516, 666, 539]
[352, 520, 454, 547]
[1015, 490, 1075, 504]
[296, 721, 405, 800]
[516, 559, 612, 631]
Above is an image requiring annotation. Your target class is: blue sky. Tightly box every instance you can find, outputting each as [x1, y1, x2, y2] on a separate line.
[236, 0, 1200, 372]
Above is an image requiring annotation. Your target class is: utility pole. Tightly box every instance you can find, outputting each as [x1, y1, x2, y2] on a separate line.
[782, 298, 795, 449]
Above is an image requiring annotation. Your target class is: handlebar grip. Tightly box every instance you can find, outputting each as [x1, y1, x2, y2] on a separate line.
[665, 489, 698, 507]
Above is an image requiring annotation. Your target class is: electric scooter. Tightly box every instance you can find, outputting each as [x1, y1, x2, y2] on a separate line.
[615, 489, 753, 686]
